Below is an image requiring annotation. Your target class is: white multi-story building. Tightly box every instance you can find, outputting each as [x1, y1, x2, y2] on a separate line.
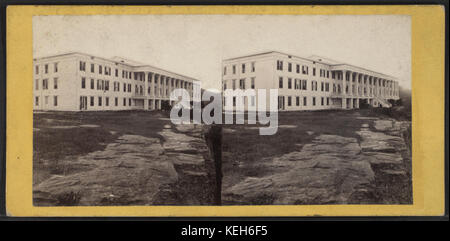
[33, 52, 199, 111]
[222, 51, 400, 111]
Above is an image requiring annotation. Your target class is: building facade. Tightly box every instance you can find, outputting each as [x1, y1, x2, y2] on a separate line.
[33, 52, 198, 111]
[222, 51, 400, 111]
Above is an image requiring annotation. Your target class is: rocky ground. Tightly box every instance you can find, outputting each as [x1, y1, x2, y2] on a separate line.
[222, 110, 412, 205]
[34, 109, 412, 206]
[33, 112, 215, 206]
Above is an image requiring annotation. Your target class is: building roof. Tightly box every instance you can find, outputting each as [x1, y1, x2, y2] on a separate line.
[224, 51, 398, 80]
[34, 52, 200, 81]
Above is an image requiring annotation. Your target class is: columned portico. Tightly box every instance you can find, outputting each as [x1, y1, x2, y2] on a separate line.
[333, 68, 398, 110]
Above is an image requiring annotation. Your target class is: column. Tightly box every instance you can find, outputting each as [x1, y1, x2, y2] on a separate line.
[143, 72, 149, 110]
[160, 75, 164, 98]
[348, 71, 352, 96]
[155, 74, 159, 98]
[342, 71, 347, 109]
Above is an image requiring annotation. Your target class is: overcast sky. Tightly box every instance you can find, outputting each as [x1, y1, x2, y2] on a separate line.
[34, 15, 411, 89]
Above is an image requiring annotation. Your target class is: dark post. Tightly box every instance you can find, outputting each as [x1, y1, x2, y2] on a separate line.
[204, 124, 223, 205]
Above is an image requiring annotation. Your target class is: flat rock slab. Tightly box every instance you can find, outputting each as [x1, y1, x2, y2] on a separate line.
[34, 134, 178, 206]
[160, 128, 207, 155]
[356, 117, 379, 120]
[50, 125, 78, 129]
[374, 120, 393, 131]
[223, 134, 374, 205]
[79, 124, 100, 128]
[357, 130, 403, 153]
[279, 125, 297, 128]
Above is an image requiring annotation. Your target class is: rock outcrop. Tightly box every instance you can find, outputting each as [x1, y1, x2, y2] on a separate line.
[34, 124, 216, 206]
[223, 118, 412, 205]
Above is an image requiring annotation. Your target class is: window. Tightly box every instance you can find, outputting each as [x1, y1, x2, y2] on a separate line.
[321, 97, 324, 106]
[302, 66, 308, 75]
[53, 96, 58, 106]
[296, 64, 300, 73]
[296, 96, 300, 106]
[313, 68, 316, 76]
[97, 80, 101, 90]
[304, 97, 307, 106]
[288, 63, 292, 72]
[90, 79, 94, 89]
[35, 97, 39, 106]
[242, 64, 245, 73]
[91, 63, 95, 73]
[99, 65, 102, 74]
[98, 97, 102, 106]
[35, 79, 39, 90]
[295, 79, 301, 90]
[232, 79, 236, 90]
[251, 77, 255, 89]
[232, 65, 236, 74]
[45, 64, 48, 74]
[123, 98, 126, 106]
[123, 83, 126, 92]
[35, 65, 39, 74]
[42, 79, 48, 90]
[321, 82, 324, 91]
[54, 63, 58, 73]
[279, 77, 283, 88]
[311, 81, 317, 91]
[277, 60, 283, 70]
[105, 80, 109, 91]
[53, 78, 58, 89]
[251, 62, 255, 72]
[79, 61, 86, 71]
[327, 97, 330, 106]
[115, 69, 118, 77]
[288, 96, 292, 106]
[105, 97, 109, 106]
[239, 78, 245, 89]
[90, 96, 94, 106]
[115, 97, 118, 106]
[81, 77, 86, 89]
[313, 97, 316, 106]
[223, 66, 227, 76]
[128, 84, 131, 92]
[129, 98, 131, 106]
[288, 78, 292, 89]
[302, 79, 307, 90]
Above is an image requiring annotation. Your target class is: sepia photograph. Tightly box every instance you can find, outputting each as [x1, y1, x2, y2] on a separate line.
[32, 14, 412, 206]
